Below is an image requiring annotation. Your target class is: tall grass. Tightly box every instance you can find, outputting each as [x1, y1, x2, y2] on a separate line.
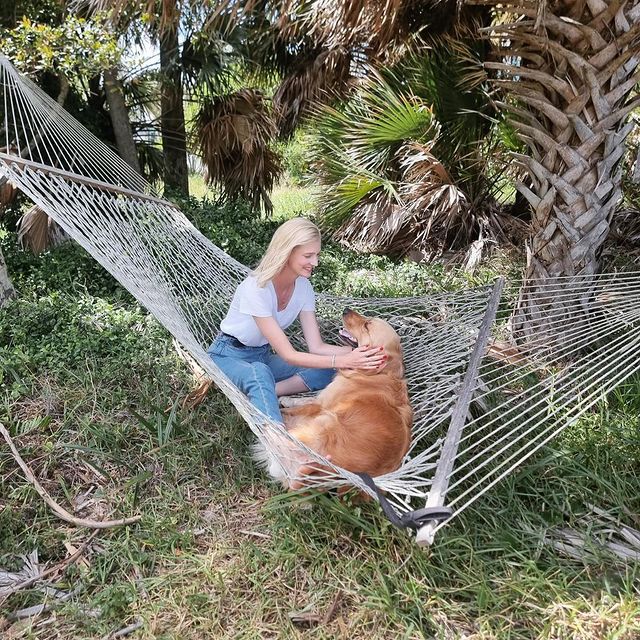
[0, 199, 639, 639]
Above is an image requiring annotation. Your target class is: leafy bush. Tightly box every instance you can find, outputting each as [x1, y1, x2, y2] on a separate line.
[0, 291, 170, 386]
[313, 244, 510, 297]
[277, 130, 312, 185]
[172, 195, 506, 297]
[1, 231, 127, 300]
[171, 194, 280, 268]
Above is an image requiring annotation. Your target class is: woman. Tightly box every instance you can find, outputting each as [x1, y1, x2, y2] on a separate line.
[208, 217, 386, 423]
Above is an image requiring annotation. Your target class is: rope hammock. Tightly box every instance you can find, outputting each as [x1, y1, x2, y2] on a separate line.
[2, 56, 639, 546]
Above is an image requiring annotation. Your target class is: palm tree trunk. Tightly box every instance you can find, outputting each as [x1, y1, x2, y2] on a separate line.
[476, 0, 640, 342]
[104, 67, 140, 173]
[0, 246, 15, 307]
[159, 24, 189, 195]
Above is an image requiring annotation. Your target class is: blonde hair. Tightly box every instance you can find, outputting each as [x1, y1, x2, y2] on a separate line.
[253, 218, 321, 287]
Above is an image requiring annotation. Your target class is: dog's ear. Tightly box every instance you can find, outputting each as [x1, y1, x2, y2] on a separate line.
[380, 336, 404, 378]
[382, 354, 404, 378]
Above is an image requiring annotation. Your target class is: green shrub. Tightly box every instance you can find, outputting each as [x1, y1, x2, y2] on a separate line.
[277, 130, 312, 185]
[312, 245, 507, 297]
[171, 194, 280, 268]
[0, 291, 169, 386]
[1, 231, 127, 300]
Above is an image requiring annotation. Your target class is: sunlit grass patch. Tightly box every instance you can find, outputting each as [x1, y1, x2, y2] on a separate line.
[188, 172, 316, 221]
[271, 181, 317, 220]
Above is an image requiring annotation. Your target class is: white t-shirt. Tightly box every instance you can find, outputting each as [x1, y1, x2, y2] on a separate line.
[220, 275, 316, 347]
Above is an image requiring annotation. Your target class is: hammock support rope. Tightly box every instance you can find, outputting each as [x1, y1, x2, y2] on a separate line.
[2, 56, 639, 546]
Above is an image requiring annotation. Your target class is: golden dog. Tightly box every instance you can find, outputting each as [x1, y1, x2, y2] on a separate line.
[257, 309, 413, 488]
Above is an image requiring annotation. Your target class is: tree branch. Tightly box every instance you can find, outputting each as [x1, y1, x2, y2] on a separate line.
[0, 422, 141, 529]
[0, 530, 99, 601]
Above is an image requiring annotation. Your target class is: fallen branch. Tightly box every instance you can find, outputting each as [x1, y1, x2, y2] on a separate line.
[181, 379, 213, 411]
[322, 590, 344, 625]
[7, 584, 99, 622]
[102, 618, 144, 639]
[7, 596, 100, 623]
[1, 530, 99, 601]
[0, 422, 141, 529]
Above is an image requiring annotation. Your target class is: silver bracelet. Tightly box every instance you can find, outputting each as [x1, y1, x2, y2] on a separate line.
[331, 354, 336, 368]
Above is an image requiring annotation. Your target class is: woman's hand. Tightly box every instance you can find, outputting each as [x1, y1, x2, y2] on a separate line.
[337, 345, 386, 370]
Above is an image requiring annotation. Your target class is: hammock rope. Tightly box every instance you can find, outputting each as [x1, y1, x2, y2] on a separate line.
[2, 56, 639, 546]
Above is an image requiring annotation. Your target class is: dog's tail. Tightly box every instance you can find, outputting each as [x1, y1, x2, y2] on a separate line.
[251, 429, 307, 488]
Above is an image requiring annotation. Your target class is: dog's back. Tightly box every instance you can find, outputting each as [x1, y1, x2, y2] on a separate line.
[289, 371, 412, 477]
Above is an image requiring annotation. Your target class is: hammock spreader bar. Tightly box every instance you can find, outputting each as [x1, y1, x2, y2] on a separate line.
[416, 277, 505, 545]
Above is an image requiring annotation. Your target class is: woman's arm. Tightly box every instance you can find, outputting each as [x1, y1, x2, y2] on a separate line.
[253, 315, 384, 370]
[298, 311, 351, 356]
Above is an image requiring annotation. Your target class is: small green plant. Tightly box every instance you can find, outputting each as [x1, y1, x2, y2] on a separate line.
[277, 130, 312, 185]
[131, 400, 184, 447]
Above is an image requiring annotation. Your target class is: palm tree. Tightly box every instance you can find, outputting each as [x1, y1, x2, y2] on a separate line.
[309, 39, 517, 260]
[104, 66, 141, 172]
[76, 0, 192, 193]
[81, 0, 289, 204]
[471, 0, 640, 339]
[157, 1, 189, 194]
[194, 89, 282, 213]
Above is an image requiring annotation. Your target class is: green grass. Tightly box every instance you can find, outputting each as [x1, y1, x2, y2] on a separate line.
[187, 172, 216, 201]
[1, 199, 639, 639]
[270, 181, 318, 220]
[188, 173, 317, 221]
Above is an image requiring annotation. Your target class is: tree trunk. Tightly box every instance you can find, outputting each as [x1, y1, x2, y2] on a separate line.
[0, 245, 15, 307]
[57, 74, 70, 106]
[104, 67, 140, 173]
[477, 0, 640, 343]
[159, 25, 189, 195]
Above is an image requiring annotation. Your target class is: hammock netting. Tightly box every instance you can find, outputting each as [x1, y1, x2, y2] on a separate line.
[2, 56, 639, 545]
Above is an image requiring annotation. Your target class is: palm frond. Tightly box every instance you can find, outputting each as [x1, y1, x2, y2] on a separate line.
[0, 181, 18, 211]
[181, 22, 246, 96]
[194, 89, 282, 213]
[310, 71, 439, 238]
[17, 206, 68, 254]
[333, 192, 401, 253]
[311, 72, 437, 177]
[353, 76, 438, 149]
[325, 176, 389, 228]
[135, 139, 165, 184]
[399, 142, 470, 250]
[303, 0, 458, 53]
[273, 47, 352, 138]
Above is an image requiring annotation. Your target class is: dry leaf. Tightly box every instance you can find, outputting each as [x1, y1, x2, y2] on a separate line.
[63, 542, 90, 571]
[288, 608, 322, 626]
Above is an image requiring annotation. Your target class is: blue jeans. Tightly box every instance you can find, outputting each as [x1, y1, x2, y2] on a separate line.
[207, 334, 335, 423]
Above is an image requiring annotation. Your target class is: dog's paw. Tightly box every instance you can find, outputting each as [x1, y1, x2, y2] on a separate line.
[279, 395, 311, 409]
